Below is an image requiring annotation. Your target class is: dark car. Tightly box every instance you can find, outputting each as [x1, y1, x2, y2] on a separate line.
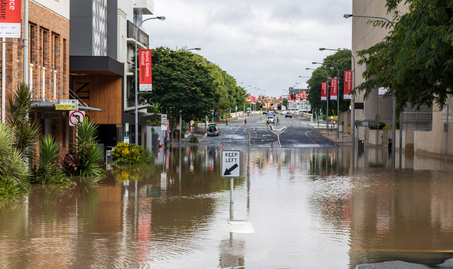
[207, 124, 219, 136]
[285, 113, 292, 118]
[262, 111, 268, 114]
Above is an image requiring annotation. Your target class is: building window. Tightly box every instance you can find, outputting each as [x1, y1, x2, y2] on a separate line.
[52, 33, 60, 70]
[41, 28, 49, 67]
[30, 23, 36, 63]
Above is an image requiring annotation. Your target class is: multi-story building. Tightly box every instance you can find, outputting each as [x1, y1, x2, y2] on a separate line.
[351, 0, 452, 159]
[0, 0, 70, 152]
[70, 0, 155, 148]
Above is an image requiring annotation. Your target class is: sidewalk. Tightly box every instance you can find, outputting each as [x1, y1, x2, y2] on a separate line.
[316, 128, 390, 150]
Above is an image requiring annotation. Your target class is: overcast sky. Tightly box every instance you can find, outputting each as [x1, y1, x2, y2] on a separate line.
[146, 0, 352, 98]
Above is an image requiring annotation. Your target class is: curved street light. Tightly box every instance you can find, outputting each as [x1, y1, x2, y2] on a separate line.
[320, 47, 357, 168]
[343, 14, 396, 172]
[134, 16, 165, 145]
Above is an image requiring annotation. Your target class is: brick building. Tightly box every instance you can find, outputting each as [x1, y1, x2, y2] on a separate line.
[0, 0, 70, 152]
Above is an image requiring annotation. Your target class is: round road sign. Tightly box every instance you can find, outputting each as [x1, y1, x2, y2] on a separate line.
[69, 111, 85, 126]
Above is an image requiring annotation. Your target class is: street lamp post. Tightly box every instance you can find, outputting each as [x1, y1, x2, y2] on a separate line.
[242, 85, 251, 114]
[343, 14, 396, 172]
[134, 16, 165, 145]
[306, 68, 329, 132]
[313, 61, 340, 139]
[319, 47, 356, 173]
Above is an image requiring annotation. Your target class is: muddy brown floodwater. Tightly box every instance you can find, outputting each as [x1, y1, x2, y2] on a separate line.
[0, 146, 453, 269]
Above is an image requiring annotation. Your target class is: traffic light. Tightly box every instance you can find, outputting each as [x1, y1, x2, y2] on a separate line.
[277, 104, 281, 110]
[260, 104, 263, 109]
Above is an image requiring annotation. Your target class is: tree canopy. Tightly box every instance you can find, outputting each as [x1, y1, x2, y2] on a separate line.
[356, 0, 453, 112]
[130, 47, 246, 134]
[306, 50, 352, 116]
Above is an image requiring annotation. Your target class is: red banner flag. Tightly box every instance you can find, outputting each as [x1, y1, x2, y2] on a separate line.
[0, 0, 21, 38]
[280, 96, 282, 102]
[139, 49, 152, 91]
[296, 93, 299, 101]
[247, 93, 251, 101]
[344, 70, 353, 99]
[302, 91, 307, 100]
[321, 82, 327, 101]
[258, 96, 261, 102]
[330, 78, 338, 100]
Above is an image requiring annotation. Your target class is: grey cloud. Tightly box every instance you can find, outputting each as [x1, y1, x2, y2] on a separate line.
[271, 4, 304, 23]
[207, 5, 255, 25]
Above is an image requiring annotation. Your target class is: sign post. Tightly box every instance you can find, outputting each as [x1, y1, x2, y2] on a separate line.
[221, 150, 242, 221]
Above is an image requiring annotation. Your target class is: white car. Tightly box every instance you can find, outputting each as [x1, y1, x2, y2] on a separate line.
[267, 116, 274, 123]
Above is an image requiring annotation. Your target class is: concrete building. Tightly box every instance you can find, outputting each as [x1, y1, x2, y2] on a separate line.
[0, 0, 71, 152]
[351, 0, 452, 159]
[70, 0, 156, 148]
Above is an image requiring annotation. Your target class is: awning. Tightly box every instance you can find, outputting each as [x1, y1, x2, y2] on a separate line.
[31, 101, 105, 112]
[124, 104, 153, 113]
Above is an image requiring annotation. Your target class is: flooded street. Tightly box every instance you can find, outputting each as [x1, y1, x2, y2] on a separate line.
[1, 146, 453, 268]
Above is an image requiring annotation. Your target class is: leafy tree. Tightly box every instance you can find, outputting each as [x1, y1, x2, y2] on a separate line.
[142, 47, 217, 144]
[356, 0, 453, 112]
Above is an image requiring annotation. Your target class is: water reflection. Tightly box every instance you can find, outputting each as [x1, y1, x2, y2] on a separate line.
[0, 146, 452, 268]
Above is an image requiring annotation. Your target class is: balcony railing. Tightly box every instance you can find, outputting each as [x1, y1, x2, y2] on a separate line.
[127, 20, 149, 48]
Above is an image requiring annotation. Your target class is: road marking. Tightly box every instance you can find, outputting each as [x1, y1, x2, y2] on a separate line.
[305, 131, 317, 145]
[219, 130, 224, 140]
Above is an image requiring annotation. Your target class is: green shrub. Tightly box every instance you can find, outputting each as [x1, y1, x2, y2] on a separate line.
[33, 136, 72, 184]
[190, 136, 199, 143]
[112, 142, 154, 165]
[0, 175, 30, 198]
[0, 124, 29, 184]
[74, 120, 105, 177]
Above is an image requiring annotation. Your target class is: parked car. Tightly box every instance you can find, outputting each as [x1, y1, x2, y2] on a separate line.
[207, 124, 219, 136]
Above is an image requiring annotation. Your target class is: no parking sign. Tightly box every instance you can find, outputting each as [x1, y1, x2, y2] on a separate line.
[69, 111, 85, 126]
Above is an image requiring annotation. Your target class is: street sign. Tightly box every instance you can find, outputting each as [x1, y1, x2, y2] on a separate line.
[56, 99, 77, 110]
[161, 114, 167, 125]
[56, 104, 76, 110]
[441, 115, 453, 123]
[378, 87, 389, 95]
[355, 119, 377, 127]
[69, 111, 85, 126]
[221, 150, 241, 178]
[442, 105, 453, 123]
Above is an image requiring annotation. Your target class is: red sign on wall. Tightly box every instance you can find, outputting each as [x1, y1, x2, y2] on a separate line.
[139, 49, 152, 91]
[344, 70, 353, 99]
[330, 78, 338, 100]
[0, 0, 21, 38]
[302, 91, 307, 100]
[321, 82, 327, 101]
